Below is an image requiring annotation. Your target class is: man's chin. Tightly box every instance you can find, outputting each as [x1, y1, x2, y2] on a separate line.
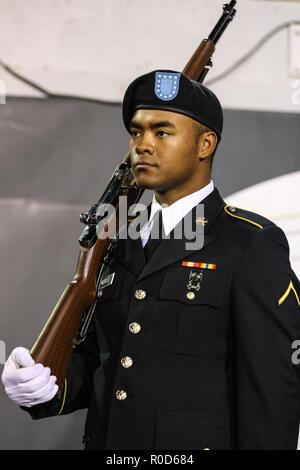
[134, 176, 163, 191]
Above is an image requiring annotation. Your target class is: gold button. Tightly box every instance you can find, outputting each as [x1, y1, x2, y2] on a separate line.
[115, 389, 127, 401]
[129, 322, 141, 334]
[186, 291, 195, 300]
[134, 289, 146, 300]
[121, 356, 133, 368]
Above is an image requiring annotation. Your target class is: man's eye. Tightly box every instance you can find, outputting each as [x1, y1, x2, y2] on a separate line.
[130, 130, 141, 137]
[157, 130, 170, 137]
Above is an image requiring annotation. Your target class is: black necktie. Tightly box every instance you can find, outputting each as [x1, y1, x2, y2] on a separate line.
[144, 210, 165, 261]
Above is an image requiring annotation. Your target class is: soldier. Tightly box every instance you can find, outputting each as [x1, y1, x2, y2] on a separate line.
[2, 70, 300, 450]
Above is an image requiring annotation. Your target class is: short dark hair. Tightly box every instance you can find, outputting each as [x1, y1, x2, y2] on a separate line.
[192, 121, 218, 169]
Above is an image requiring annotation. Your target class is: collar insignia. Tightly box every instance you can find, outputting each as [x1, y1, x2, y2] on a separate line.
[195, 216, 208, 226]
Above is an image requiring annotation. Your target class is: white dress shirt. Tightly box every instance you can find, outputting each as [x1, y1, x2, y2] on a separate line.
[140, 180, 214, 247]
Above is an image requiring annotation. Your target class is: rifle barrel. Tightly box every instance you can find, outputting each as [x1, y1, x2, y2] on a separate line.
[208, 1, 237, 45]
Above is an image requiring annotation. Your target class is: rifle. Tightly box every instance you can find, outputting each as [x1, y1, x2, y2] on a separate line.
[30, 0, 237, 398]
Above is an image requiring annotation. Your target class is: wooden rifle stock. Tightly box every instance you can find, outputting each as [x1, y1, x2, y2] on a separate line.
[31, 1, 237, 397]
[31, 234, 110, 395]
[182, 39, 215, 81]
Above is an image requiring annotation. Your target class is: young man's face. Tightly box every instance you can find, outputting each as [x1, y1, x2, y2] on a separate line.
[129, 109, 212, 202]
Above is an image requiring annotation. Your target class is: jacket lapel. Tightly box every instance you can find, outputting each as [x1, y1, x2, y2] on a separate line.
[114, 205, 149, 277]
[138, 188, 225, 281]
[115, 187, 226, 280]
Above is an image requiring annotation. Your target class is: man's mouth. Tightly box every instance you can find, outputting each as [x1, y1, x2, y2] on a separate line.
[134, 160, 157, 168]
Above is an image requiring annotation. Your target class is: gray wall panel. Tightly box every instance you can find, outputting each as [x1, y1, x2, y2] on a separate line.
[1, 98, 299, 204]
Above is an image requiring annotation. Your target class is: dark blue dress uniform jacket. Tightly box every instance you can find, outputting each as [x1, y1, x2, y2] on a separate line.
[24, 188, 300, 450]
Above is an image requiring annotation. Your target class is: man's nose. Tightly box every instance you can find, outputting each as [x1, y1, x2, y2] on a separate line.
[136, 133, 155, 155]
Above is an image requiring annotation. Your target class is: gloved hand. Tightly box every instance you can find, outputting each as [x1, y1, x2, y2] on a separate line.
[1, 347, 58, 407]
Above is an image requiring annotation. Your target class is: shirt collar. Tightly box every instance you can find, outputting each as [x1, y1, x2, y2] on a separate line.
[148, 180, 214, 236]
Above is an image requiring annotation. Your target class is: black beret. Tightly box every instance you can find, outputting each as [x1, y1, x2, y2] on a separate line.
[122, 69, 223, 141]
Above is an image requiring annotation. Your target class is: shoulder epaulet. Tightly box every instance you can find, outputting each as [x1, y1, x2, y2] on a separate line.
[224, 205, 275, 230]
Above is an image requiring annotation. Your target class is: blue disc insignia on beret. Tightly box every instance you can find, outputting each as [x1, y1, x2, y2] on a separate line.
[154, 72, 181, 101]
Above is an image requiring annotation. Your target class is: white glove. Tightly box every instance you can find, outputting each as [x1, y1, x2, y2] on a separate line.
[1, 347, 58, 407]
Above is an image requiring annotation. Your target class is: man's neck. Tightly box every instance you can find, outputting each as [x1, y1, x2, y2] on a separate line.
[155, 177, 212, 206]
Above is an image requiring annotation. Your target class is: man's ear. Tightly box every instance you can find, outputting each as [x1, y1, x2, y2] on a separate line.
[197, 131, 218, 161]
